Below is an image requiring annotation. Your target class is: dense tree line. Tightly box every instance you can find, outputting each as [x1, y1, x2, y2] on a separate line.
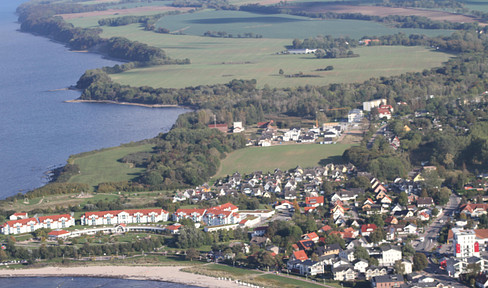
[378, 0, 464, 9]
[17, 3, 170, 62]
[203, 31, 262, 38]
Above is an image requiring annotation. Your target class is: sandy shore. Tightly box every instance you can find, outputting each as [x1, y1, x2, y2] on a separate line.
[65, 99, 184, 108]
[0, 266, 242, 288]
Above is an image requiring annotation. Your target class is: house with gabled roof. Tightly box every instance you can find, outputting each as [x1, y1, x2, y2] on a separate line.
[306, 196, 324, 207]
[417, 197, 434, 207]
[38, 214, 75, 230]
[302, 232, 320, 243]
[291, 250, 309, 261]
[361, 224, 377, 237]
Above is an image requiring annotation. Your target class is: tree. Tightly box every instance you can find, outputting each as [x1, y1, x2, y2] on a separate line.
[398, 191, 408, 206]
[394, 260, 405, 275]
[402, 244, 415, 258]
[279, 69, 284, 75]
[370, 229, 385, 244]
[185, 248, 200, 261]
[354, 246, 370, 260]
[432, 208, 439, 217]
[413, 252, 428, 271]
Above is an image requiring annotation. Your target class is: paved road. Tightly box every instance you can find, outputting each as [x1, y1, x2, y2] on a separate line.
[414, 193, 460, 253]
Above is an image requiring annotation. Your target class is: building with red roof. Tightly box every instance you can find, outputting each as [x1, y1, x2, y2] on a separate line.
[1, 213, 75, 235]
[207, 124, 228, 133]
[292, 250, 309, 261]
[9, 212, 28, 220]
[305, 196, 324, 207]
[82, 209, 169, 226]
[173, 203, 241, 227]
[361, 224, 378, 236]
[48, 229, 70, 240]
[165, 223, 182, 234]
[173, 208, 207, 223]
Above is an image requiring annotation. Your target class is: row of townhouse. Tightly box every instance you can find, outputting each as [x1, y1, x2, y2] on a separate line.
[81, 209, 169, 226]
[172, 203, 241, 227]
[1, 213, 75, 235]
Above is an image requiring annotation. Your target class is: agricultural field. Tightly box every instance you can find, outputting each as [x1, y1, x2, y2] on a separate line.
[154, 9, 454, 38]
[214, 143, 353, 179]
[462, 0, 488, 13]
[67, 143, 154, 190]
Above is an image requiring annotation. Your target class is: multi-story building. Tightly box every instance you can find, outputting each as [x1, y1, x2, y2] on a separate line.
[81, 209, 169, 226]
[1, 213, 75, 235]
[452, 228, 480, 258]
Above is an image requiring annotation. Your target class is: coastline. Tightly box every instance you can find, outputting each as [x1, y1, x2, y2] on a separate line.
[65, 99, 184, 109]
[0, 265, 241, 288]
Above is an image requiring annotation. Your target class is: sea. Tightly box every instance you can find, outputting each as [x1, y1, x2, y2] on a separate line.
[0, 0, 188, 198]
[0, 277, 200, 288]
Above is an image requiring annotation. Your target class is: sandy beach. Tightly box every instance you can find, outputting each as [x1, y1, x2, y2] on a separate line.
[0, 266, 242, 288]
[65, 99, 184, 108]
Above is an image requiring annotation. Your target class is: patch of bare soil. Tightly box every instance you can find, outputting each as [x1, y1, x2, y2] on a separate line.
[286, 3, 486, 25]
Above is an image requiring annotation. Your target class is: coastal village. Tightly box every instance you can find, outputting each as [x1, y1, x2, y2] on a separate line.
[2, 96, 488, 288]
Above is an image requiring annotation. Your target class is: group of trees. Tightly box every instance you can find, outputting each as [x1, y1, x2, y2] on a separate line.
[203, 31, 263, 38]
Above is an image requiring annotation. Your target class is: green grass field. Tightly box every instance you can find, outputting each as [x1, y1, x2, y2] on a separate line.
[68, 144, 154, 189]
[99, 24, 452, 88]
[214, 143, 352, 179]
[155, 9, 453, 39]
[462, 0, 488, 13]
[256, 274, 341, 288]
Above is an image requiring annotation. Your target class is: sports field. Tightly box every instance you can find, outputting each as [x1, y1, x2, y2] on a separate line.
[214, 143, 353, 179]
[67, 143, 154, 189]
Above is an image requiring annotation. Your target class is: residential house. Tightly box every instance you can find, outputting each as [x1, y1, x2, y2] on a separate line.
[353, 259, 369, 273]
[371, 274, 404, 288]
[339, 249, 356, 262]
[172, 208, 206, 223]
[348, 109, 363, 123]
[306, 196, 324, 207]
[361, 224, 377, 237]
[365, 266, 387, 280]
[275, 200, 294, 210]
[1, 213, 75, 235]
[333, 265, 357, 281]
[417, 197, 434, 208]
[460, 203, 488, 218]
[291, 250, 309, 261]
[38, 214, 75, 230]
[379, 244, 402, 266]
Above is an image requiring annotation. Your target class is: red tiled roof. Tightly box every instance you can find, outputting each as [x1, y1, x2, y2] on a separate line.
[12, 213, 27, 217]
[38, 214, 72, 223]
[2, 217, 38, 227]
[166, 224, 182, 231]
[320, 225, 332, 232]
[305, 196, 324, 205]
[174, 208, 206, 216]
[213, 202, 238, 211]
[361, 224, 377, 232]
[293, 250, 308, 261]
[84, 209, 168, 218]
[48, 230, 69, 236]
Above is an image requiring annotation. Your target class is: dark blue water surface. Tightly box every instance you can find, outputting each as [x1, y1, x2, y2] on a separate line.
[0, 277, 200, 288]
[0, 0, 188, 198]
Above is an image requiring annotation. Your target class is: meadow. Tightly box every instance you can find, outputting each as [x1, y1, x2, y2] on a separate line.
[213, 143, 353, 179]
[67, 143, 154, 189]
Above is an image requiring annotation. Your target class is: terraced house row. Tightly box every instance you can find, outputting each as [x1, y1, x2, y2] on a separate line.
[1, 213, 75, 235]
[0, 203, 242, 235]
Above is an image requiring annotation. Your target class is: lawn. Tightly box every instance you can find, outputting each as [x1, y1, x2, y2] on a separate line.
[205, 264, 262, 276]
[67, 143, 154, 190]
[214, 143, 352, 179]
[256, 274, 341, 288]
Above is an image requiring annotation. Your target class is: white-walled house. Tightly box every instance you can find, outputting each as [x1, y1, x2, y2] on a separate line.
[81, 209, 169, 226]
[1, 213, 75, 235]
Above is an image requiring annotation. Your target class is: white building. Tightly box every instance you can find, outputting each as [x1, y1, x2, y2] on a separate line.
[233, 122, 244, 133]
[453, 228, 481, 258]
[282, 128, 301, 142]
[380, 245, 402, 266]
[363, 99, 387, 111]
[1, 214, 75, 235]
[82, 209, 169, 226]
[348, 109, 363, 123]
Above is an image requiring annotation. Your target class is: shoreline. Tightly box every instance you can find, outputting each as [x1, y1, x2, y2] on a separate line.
[0, 265, 241, 288]
[65, 99, 187, 109]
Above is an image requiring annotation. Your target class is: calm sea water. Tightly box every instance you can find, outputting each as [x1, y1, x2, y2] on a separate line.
[0, 277, 199, 288]
[0, 0, 188, 198]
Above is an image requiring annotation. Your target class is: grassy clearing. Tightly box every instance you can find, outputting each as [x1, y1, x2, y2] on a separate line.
[462, 0, 488, 13]
[205, 264, 262, 275]
[99, 24, 452, 88]
[214, 143, 352, 179]
[67, 144, 154, 190]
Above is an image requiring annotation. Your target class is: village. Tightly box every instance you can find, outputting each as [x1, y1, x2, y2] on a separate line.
[3, 96, 488, 288]
[4, 156, 488, 287]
